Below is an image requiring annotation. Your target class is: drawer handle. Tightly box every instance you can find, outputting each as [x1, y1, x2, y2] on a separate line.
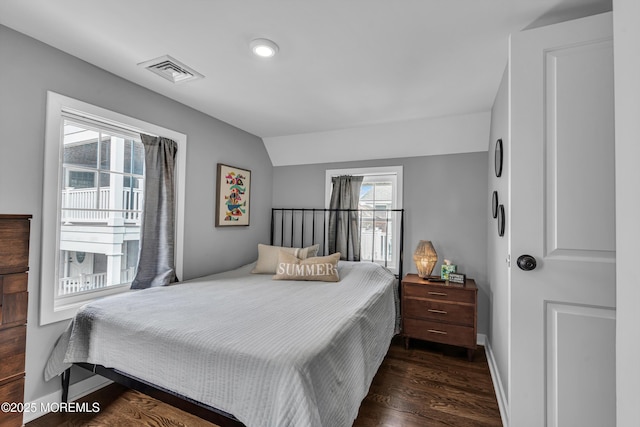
[427, 329, 448, 335]
[427, 309, 448, 315]
[428, 291, 447, 296]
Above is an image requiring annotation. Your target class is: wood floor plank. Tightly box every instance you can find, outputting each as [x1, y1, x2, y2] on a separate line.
[27, 338, 502, 426]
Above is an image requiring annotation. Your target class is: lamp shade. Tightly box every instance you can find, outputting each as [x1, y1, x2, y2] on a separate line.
[413, 240, 438, 278]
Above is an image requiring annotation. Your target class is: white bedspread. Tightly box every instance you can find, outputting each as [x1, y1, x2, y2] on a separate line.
[45, 261, 398, 427]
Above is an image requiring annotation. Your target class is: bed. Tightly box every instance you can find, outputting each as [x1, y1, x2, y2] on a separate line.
[45, 208, 404, 427]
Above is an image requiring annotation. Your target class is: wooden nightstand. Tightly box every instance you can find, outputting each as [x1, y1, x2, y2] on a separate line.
[401, 273, 477, 361]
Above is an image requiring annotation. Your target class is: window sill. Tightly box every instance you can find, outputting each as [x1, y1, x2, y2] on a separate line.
[41, 284, 131, 326]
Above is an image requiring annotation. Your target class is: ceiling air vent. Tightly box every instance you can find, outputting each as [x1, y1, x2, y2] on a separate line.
[138, 55, 204, 84]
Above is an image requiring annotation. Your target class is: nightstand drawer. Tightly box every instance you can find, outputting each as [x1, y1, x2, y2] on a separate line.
[403, 318, 476, 348]
[403, 282, 474, 304]
[404, 298, 475, 326]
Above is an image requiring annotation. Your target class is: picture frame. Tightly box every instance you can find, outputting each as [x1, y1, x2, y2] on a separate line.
[448, 272, 466, 284]
[495, 138, 503, 177]
[492, 191, 499, 219]
[215, 163, 251, 227]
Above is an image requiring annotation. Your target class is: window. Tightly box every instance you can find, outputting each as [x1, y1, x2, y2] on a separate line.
[325, 166, 403, 272]
[41, 92, 187, 325]
[57, 119, 144, 297]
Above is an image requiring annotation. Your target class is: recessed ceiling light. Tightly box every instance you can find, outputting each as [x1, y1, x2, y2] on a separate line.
[250, 38, 279, 58]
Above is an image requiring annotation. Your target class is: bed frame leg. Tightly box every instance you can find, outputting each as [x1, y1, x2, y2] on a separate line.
[61, 368, 71, 403]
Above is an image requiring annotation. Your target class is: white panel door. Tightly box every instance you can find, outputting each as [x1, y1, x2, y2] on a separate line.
[509, 13, 615, 427]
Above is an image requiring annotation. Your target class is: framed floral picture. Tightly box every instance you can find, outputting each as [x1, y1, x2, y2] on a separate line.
[215, 163, 251, 227]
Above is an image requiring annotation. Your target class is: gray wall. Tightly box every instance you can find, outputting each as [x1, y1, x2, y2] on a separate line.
[487, 67, 509, 397]
[272, 152, 490, 335]
[0, 25, 272, 404]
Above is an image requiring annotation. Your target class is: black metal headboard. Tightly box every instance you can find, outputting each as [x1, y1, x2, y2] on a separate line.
[270, 208, 404, 279]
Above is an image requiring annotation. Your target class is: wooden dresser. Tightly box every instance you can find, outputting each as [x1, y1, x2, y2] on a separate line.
[401, 273, 477, 360]
[0, 215, 31, 427]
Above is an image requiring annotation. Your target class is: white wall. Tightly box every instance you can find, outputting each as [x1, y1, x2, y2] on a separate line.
[613, 0, 640, 424]
[264, 111, 490, 166]
[0, 25, 273, 407]
[486, 66, 509, 405]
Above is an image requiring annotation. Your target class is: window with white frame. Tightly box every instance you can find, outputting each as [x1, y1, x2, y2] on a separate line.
[58, 118, 144, 296]
[325, 166, 403, 272]
[41, 92, 186, 325]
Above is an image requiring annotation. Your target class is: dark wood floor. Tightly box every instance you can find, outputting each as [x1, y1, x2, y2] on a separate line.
[27, 338, 502, 427]
[353, 339, 502, 426]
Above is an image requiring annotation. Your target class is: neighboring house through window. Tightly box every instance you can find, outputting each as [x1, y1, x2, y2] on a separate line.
[59, 119, 144, 297]
[40, 92, 187, 325]
[325, 166, 403, 273]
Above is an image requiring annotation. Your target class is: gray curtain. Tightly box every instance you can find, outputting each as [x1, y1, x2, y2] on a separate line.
[131, 134, 178, 289]
[328, 175, 363, 260]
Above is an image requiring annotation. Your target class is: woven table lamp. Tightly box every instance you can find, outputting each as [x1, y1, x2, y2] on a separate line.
[413, 240, 438, 279]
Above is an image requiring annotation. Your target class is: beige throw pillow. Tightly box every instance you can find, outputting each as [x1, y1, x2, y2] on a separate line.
[272, 251, 341, 282]
[251, 243, 320, 274]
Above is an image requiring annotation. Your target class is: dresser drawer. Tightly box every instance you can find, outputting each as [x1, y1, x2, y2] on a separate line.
[403, 318, 476, 349]
[1, 273, 28, 294]
[0, 326, 26, 384]
[0, 219, 30, 275]
[0, 377, 25, 427]
[1, 273, 29, 328]
[404, 297, 475, 326]
[403, 282, 475, 304]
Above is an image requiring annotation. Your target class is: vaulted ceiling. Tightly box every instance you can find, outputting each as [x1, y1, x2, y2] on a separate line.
[0, 0, 611, 139]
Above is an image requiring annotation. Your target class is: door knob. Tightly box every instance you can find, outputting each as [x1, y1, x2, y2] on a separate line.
[517, 255, 537, 271]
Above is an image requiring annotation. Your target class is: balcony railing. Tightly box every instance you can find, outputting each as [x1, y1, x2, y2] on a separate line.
[61, 187, 142, 224]
[58, 267, 136, 296]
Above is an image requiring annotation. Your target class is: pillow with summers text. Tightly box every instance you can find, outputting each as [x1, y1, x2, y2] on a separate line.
[272, 251, 341, 282]
[251, 243, 320, 274]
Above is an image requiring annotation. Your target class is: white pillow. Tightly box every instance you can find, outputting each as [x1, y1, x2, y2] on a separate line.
[251, 243, 320, 274]
[272, 251, 340, 282]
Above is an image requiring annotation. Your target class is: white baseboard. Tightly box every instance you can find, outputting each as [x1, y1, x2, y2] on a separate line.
[22, 375, 112, 424]
[483, 336, 509, 427]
